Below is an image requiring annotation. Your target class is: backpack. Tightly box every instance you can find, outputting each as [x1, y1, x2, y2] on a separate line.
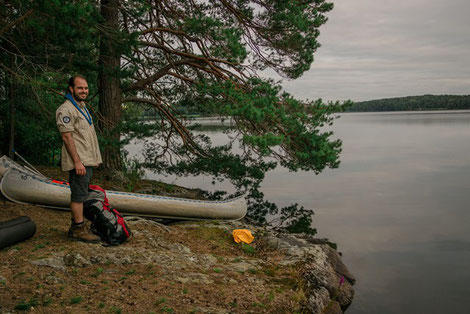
[83, 185, 131, 246]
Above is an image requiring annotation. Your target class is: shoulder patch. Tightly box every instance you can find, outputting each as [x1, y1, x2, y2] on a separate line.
[63, 116, 71, 123]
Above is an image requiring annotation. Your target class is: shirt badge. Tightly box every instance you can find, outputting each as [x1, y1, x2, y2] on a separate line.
[63, 116, 71, 123]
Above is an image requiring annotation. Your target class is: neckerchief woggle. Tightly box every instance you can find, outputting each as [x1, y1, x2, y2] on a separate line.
[65, 93, 93, 125]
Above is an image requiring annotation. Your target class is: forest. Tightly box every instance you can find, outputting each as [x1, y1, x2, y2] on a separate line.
[347, 94, 470, 112]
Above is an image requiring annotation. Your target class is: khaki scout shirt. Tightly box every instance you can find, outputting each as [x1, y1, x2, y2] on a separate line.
[56, 99, 102, 171]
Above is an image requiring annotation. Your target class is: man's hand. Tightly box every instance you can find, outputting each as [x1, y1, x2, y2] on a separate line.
[74, 162, 86, 176]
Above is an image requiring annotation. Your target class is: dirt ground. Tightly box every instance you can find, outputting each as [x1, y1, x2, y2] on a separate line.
[0, 197, 307, 313]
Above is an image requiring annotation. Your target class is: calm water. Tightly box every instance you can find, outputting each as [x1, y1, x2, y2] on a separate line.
[127, 110, 470, 313]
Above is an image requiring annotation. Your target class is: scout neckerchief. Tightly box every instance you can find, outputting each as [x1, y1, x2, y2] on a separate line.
[65, 93, 93, 125]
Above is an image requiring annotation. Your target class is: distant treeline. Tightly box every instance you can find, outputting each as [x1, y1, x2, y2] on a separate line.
[347, 95, 470, 112]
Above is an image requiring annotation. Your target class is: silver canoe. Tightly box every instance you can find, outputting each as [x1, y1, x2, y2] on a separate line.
[0, 158, 246, 220]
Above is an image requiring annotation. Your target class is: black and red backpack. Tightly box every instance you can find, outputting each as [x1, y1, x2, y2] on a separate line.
[83, 185, 131, 246]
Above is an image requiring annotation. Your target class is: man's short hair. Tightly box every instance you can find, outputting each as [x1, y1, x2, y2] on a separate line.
[68, 75, 86, 88]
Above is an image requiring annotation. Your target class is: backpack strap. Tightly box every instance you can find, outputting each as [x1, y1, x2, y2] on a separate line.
[89, 184, 110, 208]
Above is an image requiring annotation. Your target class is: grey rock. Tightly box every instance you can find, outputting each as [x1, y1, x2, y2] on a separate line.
[199, 254, 218, 266]
[173, 273, 214, 285]
[302, 253, 355, 311]
[261, 232, 355, 312]
[63, 252, 91, 267]
[31, 257, 66, 271]
[322, 245, 356, 284]
[45, 275, 65, 284]
[306, 287, 331, 313]
[228, 260, 260, 272]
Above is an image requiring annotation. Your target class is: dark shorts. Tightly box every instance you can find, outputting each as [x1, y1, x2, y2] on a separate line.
[69, 166, 93, 202]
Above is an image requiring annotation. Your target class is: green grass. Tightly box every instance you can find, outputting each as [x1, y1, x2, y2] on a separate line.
[268, 290, 275, 302]
[98, 302, 106, 308]
[42, 298, 53, 306]
[154, 297, 166, 306]
[229, 301, 238, 308]
[70, 296, 83, 304]
[264, 268, 276, 276]
[14, 298, 41, 310]
[251, 302, 266, 308]
[13, 271, 26, 278]
[125, 269, 136, 275]
[91, 267, 104, 278]
[213, 268, 222, 273]
[14, 300, 31, 311]
[32, 242, 50, 251]
[241, 243, 255, 255]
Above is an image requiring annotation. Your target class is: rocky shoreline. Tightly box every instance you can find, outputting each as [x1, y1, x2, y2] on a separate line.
[0, 197, 355, 313]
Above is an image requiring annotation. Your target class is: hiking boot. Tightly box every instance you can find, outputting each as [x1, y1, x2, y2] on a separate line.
[67, 222, 100, 243]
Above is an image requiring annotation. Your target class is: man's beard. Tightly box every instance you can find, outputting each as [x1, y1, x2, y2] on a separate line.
[73, 91, 87, 101]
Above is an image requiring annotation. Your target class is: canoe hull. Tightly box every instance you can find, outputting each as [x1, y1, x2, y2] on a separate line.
[0, 167, 247, 220]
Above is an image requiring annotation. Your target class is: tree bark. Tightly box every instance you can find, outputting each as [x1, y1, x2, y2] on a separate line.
[98, 0, 122, 171]
[8, 54, 15, 159]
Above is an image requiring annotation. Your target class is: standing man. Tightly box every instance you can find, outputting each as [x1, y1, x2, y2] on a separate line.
[56, 75, 102, 242]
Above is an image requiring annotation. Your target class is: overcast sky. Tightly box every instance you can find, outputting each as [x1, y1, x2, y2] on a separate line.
[274, 0, 470, 102]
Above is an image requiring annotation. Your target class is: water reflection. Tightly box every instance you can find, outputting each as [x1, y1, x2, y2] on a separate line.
[126, 110, 470, 314]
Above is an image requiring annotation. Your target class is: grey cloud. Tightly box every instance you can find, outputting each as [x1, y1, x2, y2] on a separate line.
[273, 0, 470, 101]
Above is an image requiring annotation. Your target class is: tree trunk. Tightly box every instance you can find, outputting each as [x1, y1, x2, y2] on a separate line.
[98, 0, 123, 171]
[8, 55, 15, 159]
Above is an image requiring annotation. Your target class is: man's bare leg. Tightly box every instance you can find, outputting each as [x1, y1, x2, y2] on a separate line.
[70, 201, 84, 223]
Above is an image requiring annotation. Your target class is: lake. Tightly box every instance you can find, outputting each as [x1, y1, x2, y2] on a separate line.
[126, 110, 470, 313]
